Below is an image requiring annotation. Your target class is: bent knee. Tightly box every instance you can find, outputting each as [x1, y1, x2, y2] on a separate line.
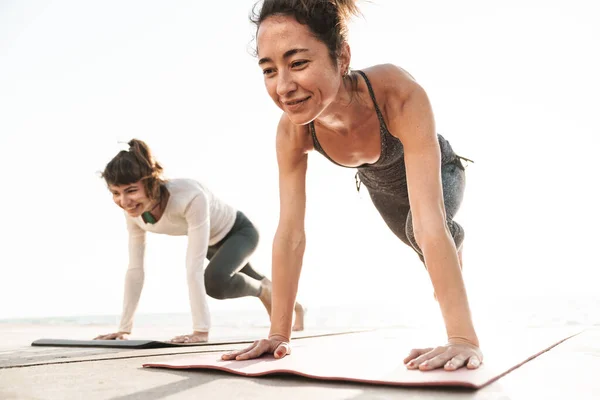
[204, 273, 230, 300]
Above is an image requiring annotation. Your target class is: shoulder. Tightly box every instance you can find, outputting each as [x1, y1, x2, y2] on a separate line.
[166, 178, 205, 196]
[275, 113, 314, 155]
[166, 179, 209, 211]
[360, 64, 421, 93]
[359, 64, 427, 116]
[124, 213, 145, 234]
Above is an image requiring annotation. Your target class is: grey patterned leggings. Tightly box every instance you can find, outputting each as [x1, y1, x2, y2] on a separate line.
[367, 160, 466, 262]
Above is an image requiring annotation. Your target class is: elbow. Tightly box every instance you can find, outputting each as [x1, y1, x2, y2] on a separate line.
[412, 218, 451, 254]
[126, 268, 145, 281]
[274, 228, 306, 254]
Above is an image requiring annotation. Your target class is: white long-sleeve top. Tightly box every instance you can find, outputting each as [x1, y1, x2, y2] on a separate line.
[118, 178, 236, 333]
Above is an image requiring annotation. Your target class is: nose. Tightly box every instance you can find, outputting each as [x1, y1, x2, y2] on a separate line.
[276, 70, 297, 97]
[116, 193, 131, 209]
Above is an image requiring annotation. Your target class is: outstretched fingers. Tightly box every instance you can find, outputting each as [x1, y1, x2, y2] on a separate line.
[221, 341, 260, 360]
[221, 339, 290, 361]
[403, 347, 434, 365]
[234, 340, 273, 360]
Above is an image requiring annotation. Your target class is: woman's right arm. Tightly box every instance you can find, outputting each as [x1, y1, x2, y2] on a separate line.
[223, 117, 310, 360]
[269, 118, 309, 344]
[118, 218, 147, 333]
[95, 217, 146, 340]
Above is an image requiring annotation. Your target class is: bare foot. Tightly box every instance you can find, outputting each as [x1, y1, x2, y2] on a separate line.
[259, 278, 273, 319]
[169, 331, 209, 344]
[259, 278, 305, 331]
[292, 302, 306, 332]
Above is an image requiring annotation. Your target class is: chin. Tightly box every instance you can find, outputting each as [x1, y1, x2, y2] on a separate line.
[286, 110, 320, 126]
[123, 205, 143, 217]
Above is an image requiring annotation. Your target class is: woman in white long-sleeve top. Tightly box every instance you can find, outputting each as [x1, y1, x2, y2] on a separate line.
[95, 139, 305, 344]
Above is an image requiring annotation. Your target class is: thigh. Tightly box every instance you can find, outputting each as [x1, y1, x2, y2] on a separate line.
[441, 160, 466, 219]
[368, 190, 412, 247]
[405, 161, 466, 255]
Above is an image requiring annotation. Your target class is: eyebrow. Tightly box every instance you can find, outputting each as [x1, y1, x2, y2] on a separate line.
[110, 185, 136, 192]
[258, 48, 310, 65]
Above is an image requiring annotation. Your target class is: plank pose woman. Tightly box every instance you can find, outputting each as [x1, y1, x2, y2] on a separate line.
[223, 0, 482, 371]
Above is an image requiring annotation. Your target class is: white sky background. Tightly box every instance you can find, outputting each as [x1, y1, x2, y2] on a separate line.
[0, 0, 598, 321]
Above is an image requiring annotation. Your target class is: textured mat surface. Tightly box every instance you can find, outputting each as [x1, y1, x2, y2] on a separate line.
[143, 328, 581, 389]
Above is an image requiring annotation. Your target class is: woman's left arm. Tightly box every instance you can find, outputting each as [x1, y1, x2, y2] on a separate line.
[167, 193, 212, 344]
[385, 70, 482, 371]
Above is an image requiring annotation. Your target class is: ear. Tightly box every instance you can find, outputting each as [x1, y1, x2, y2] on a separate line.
[338, 42, 351, 76]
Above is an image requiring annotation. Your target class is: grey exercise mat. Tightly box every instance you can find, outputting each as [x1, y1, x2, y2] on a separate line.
[31, 328, 372, 349]
[31, 338, 206, 349]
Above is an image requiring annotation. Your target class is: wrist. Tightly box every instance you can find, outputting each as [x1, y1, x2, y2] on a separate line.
[269, 311, 293, 340]
[448, 335, 479, 348]
[269, 333, 290, 342]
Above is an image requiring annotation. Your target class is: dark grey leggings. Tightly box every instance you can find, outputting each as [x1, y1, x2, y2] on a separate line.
[203, 211, 266, 299]
[368, 160, 465, 262]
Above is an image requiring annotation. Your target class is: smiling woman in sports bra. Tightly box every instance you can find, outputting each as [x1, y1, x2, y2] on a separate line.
[94, 139, 305, 343]
[223, 0, 482, 371]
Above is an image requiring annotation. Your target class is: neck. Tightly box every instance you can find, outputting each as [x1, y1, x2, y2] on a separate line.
[314, 77, 366, 135]
[149, 199, 162, 215]
[142, 187, 167, 224]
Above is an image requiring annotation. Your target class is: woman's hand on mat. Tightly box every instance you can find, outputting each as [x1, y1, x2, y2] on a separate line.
[169, 331, 209, 344]
[404, 339, 483, 371]
[221, 335, 290, 361]
[94, 332, 129, 340]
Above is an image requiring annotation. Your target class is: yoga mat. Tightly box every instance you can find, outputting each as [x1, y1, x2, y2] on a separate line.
[142, 328, 582, 389]
[31, 339, 201, 349]
[31, 328, 370, 349]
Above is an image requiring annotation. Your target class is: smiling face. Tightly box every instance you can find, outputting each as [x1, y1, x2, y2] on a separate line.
[108, 181, 152, 217]
[257, 15, 349, 125]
